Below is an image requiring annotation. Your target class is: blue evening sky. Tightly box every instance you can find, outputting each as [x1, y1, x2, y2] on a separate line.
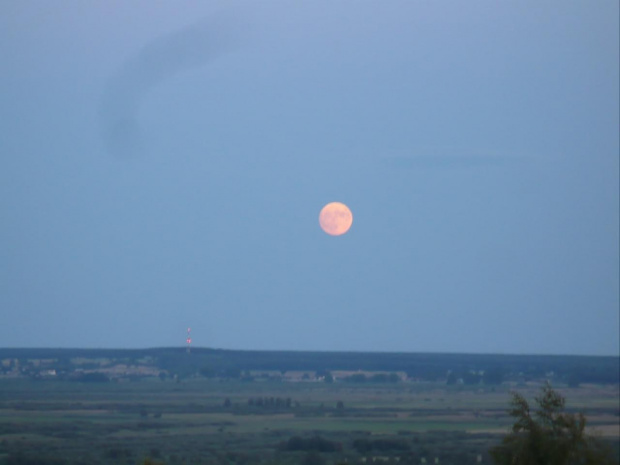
[1, 1, 618, 355]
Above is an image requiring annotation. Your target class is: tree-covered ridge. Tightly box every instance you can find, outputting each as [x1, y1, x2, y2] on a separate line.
[1, 348, 618, 384]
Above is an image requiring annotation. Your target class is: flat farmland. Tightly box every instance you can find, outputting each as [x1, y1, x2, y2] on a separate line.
[0, 378, 617, 464]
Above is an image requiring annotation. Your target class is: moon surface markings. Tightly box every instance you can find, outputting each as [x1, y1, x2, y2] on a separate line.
[319, 202, 353, 236]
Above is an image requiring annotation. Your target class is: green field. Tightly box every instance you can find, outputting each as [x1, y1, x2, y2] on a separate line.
[0, 376, 618, 465]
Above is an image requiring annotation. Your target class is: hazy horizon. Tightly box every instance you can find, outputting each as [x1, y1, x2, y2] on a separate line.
[2, 346, 619, 359]
[1, 1, 618, 356]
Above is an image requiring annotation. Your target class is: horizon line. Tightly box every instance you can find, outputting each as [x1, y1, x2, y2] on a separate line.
[0, 346, 618, 358]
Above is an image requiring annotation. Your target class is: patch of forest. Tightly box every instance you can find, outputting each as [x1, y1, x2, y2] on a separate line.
[0, 348, 617, 384]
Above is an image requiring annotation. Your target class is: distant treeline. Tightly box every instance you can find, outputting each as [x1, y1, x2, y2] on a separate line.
[0, 347, 618, 385]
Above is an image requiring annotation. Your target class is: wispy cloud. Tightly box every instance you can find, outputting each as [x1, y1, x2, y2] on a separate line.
[382, 150, 527, 170]
[98, 12, 244, 158]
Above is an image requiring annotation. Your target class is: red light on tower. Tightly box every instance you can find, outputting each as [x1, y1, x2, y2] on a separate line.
[186, 327, 192, 354]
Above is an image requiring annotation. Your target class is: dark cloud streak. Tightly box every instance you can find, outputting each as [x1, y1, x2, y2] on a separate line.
[99, 11, 243, 158]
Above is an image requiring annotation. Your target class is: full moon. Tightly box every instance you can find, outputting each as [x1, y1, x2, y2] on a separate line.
[319, 202, 353, 236]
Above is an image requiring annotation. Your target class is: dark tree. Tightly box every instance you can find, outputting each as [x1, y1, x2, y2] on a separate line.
[345, 373, 367, 383]
[353, 439, 373, 453]
[483, 366, 504, 385]
[489, 384, 615, 465]
[141, 458, 165, 465]
[462, 370, 482, 385]
[301, 451, 326, 465]
[200, 366, 216, 378]
[279, 436, 342, 452]
[222, 366, 241, 379]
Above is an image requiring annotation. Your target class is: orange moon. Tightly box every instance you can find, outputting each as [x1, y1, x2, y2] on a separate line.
[319, 202, 353, 236]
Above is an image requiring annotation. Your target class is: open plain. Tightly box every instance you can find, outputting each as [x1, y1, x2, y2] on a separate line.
[0, 368, 618, 464]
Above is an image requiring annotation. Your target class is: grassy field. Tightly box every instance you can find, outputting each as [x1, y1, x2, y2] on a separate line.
[0, 377, 618, 464]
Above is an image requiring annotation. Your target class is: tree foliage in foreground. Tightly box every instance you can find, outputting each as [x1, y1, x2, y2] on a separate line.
[490, 384, 615, 465]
